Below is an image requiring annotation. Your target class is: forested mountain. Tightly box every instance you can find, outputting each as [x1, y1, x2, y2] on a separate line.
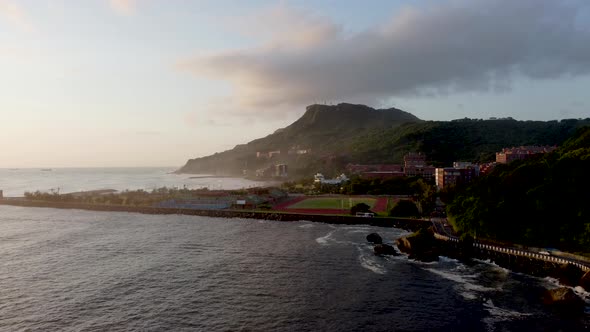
[177, 103, 421, 176]
[177, 103, 590, 177]
[447, 127, 590, 253]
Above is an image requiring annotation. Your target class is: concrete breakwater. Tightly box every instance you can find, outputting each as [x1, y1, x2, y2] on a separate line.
[0, 199, 430, 230]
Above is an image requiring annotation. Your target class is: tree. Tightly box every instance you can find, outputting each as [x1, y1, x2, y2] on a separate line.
[350, 203, 371, 215]
[389, 200, 420, 218]
[446, 126, 590, 252]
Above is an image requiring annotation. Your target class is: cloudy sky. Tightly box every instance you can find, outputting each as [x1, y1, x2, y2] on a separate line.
[1, 0, 589, 167]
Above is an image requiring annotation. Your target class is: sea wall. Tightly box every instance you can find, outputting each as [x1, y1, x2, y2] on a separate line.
[433, 233, 590, 274]
[0, 199, 430, 230]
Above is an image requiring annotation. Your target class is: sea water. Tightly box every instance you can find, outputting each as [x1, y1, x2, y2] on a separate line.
[0, 169, 588, 331]
[0, 168, 275, 197]
[0, 206, 588, 331]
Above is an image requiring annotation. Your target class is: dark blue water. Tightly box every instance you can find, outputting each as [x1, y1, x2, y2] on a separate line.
[0, 206, 588, 331]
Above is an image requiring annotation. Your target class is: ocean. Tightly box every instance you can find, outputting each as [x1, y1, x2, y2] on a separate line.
[0, 169, 588, 331]
[0, 168, 276, 197]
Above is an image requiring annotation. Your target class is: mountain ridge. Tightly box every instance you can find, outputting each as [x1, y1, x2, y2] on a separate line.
[177, 103, 590, 177]
[177, 103, 422, 176]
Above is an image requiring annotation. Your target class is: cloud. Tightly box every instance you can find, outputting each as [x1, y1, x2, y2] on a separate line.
[109, 0, 137, 15]
[179, 0, 590, 112]
[229, 4, 341, 50]
[0, 0, 35, 32]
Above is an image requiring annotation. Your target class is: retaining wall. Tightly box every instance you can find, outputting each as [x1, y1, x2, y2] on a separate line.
[434, 233, 590, 274]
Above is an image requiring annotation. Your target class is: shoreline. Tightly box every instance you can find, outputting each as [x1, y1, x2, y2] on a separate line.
[0, 199, 429, 230]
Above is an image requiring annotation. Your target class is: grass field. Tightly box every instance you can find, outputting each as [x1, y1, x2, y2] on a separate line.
[288, 197, 376, 210]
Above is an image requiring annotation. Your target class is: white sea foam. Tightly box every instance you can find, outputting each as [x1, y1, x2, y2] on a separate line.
[315, 230, 335, 245]
[541, 277, 590, 304]
[356, 247, 386, 275]
[438, 256, 460, 264]
[540, 277, 590, 302]
[342, 226, 372, 231]
[573, 286, 590, 302]
[426, 267, 498, 300]
[472, 258, 511, 274]
[298, 223, 315, 229]
[482, 299, 531, 332]
[347, 229, 373, 234]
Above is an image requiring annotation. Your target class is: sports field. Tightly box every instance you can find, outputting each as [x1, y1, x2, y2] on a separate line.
[273, 196, 389, 215]
[288, 197, 377, 210]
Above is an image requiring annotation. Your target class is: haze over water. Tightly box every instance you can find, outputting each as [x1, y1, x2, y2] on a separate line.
[0, 168, 275, 197]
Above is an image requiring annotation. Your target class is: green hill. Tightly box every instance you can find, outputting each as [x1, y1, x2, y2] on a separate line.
[177, 103, 421, 176]
[177, 103, 590, 177]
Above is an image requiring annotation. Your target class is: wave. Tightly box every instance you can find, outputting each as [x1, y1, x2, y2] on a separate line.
[315, 230, 335, 245]
[542, 277, 590, 304]
[341, 226, 372, 230]
[472, 258, 511, 274]
[482, 299, 532, 331]
[297, 223, 315, 229]
[426, 266, 499, 300]
[347, 229, 374, 234]
[356, 247, 386, 275]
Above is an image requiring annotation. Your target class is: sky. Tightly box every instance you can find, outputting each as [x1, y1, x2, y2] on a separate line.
[1, 0, 589, 168]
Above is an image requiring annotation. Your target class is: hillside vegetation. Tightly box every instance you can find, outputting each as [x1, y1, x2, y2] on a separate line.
[178, 103, 590, 177]
[178, 103, 421, 176]
[447, 127, 590, 253]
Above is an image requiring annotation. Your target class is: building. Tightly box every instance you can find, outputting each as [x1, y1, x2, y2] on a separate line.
[404, 165, 436, 181]
[256, 164, 288, 178]
[453, 162, 480, 176]
[404, 152, 426, 168]
[346, 164, 404, 179]
[495, 146, 556, 164]
[346, 163, 403, 173]
[403, 153, 435, 181]
[360, 171, 405, 180]
[479, 162, 497, 175]
[314, 173, 349, 185]
[268, 151, 281, 158]
[288, 146, 312, 155]
[435, 167, 477, 189]
[347, 164, 404, 179]
[255, 166, 273, 178]
[256, 150, 281, 159]
[275, 164, 288, 177]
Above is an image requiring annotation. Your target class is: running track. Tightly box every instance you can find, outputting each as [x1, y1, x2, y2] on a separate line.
[274, 196, 389, 215]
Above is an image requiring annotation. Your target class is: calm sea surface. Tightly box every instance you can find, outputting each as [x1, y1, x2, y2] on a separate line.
[0, 168, 275, 197]
[0, 169, 588, 331]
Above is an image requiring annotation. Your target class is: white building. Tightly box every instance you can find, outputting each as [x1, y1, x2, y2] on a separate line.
[314, 173, 349, 185]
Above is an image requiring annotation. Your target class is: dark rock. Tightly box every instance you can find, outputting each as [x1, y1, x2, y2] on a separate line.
[542, 287, 585, 316]
[366, 233, 383, 244]
[395, 227, 440, 262]
[374, 244, 398, 256]
[554, 263, 584, 287]
[579, 270, 590, 292]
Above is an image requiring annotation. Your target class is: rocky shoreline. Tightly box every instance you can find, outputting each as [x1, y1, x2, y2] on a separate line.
[368, 228, 590, 315]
